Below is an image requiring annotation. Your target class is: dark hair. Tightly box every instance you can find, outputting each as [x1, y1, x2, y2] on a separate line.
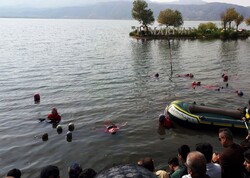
[78, 168, 96, 178]
[219, 128, 233, 140]
[159, 114, 166, 124]
[68, 163, 82, 178]
[7, 168, 21, 178]
[168, 157, 179, 166]
[40, 165, 59, 178]
[178, 145, 190, 162]
[140, 157, 155, 172]
[195, 143, 213, 163]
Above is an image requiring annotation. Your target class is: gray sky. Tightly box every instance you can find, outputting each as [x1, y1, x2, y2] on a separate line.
[152, 0, 250, 6]
[0, 0, 249, 8]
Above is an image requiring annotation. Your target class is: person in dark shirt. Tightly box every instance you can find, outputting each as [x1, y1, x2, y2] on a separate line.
[178, 144, 190, 178]
[218, 128, 244, 178]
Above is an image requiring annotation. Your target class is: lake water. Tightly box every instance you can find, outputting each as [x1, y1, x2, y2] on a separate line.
[0, 19, 250, 177]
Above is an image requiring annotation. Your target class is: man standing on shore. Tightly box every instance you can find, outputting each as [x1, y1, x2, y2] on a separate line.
[217, 128, 245, 178]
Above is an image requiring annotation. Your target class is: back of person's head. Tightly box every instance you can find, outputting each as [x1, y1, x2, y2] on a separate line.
[168, 157, 179, 167]
[78, 168, 96, 178]
[159, 114, 166, 124]
[140, 157, 155, 172]
[40, 165, 60, 178]
[68, 163, 82, 178]
[178, 144, 190, 162]
[195, 143, 213, 163]
[219, 128, 233, 141]
[7, 168, 21, 178]
[186, 151, 207, 178]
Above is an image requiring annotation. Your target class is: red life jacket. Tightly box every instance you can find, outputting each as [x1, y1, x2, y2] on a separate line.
[48, 113, 61, 123]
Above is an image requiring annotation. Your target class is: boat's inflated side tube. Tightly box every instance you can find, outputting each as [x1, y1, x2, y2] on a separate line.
[189, 105, 241, 119]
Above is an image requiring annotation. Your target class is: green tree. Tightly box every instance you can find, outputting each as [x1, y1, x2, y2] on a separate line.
[245, 17, 250, 26]
[220, 12, 228, 30]
[132, 0, 154, 34]
[221, 8, 239, 29]
[198, 22, 217, 33]
[234, 14, 244, 30]
[157, 9, 183, 28]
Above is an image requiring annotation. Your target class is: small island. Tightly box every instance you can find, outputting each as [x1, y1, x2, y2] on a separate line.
[130, 0, 250, 40]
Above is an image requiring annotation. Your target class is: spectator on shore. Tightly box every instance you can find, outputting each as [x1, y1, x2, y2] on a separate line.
[243, 149, 250, 178]
[6, 168, 21, 178]
[68, 163, 82, 178]
[196, 143, 221, 178]
[78, 168, 96, 178]
[138, 157, 168, 178]
[182, 151, 210, 178]
[178, 144, 190, 178]
[40, 165, 60, 178]
[168, 157, 182, 178]
[217, 128, 245, 178]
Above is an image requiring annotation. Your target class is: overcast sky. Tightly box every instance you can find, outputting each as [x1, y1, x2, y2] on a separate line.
[0, 0, 249, 8]
[152, 0, 250, 6]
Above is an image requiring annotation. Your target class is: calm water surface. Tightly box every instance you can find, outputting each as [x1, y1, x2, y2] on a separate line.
[0, 19, 250, 177]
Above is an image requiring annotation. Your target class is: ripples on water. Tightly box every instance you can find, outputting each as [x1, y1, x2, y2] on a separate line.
[0, 19, 250, 177]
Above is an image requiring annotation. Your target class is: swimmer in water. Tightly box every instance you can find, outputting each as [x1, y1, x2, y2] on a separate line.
[154, 73, 159, 78]
[106, 125, 119, 134]
[177, 73, 194, 78]
[47, 108, 61, 124]
[104, 121, 127, 135]
[158, 114, 172, 129]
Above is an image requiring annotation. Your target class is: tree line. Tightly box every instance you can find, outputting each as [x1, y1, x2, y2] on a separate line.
[131, 0, 250, 35]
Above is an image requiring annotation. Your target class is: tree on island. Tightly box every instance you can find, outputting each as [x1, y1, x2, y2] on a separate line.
[132, 0, 155, 35]
[234, 14, 244, 30]
[157, 9, 183, 28]
[198, 22, 217, 33]
[221, 8, 243, 30]
[245, 17, 250, 26]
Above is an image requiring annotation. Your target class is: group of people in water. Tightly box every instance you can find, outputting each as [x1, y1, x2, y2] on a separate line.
[6, 90, 247, 177]
[37, 106, 125, 142]
[175, 72, 244, 97]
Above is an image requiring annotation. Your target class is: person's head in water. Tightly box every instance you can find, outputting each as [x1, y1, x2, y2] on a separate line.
[107, 125, 118, 134]
[155, 73, 159, 78]
[189, 73, 194, 78]
[159, 114, 166, 124]
[68, 123, 75, 131]
[56, 125, 63, 134]
[42, 133, 48, 141]
[223, 75, 228, 82]
[237, 90, 244, 97]
[52, 108, 58, 115]
[66, 131, 72, 142]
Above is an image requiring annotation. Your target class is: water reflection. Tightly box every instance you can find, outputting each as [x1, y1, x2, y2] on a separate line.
[219, 40, 240, 73]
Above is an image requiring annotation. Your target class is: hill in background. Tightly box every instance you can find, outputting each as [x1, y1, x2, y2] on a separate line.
[0, 1, 250, 21]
